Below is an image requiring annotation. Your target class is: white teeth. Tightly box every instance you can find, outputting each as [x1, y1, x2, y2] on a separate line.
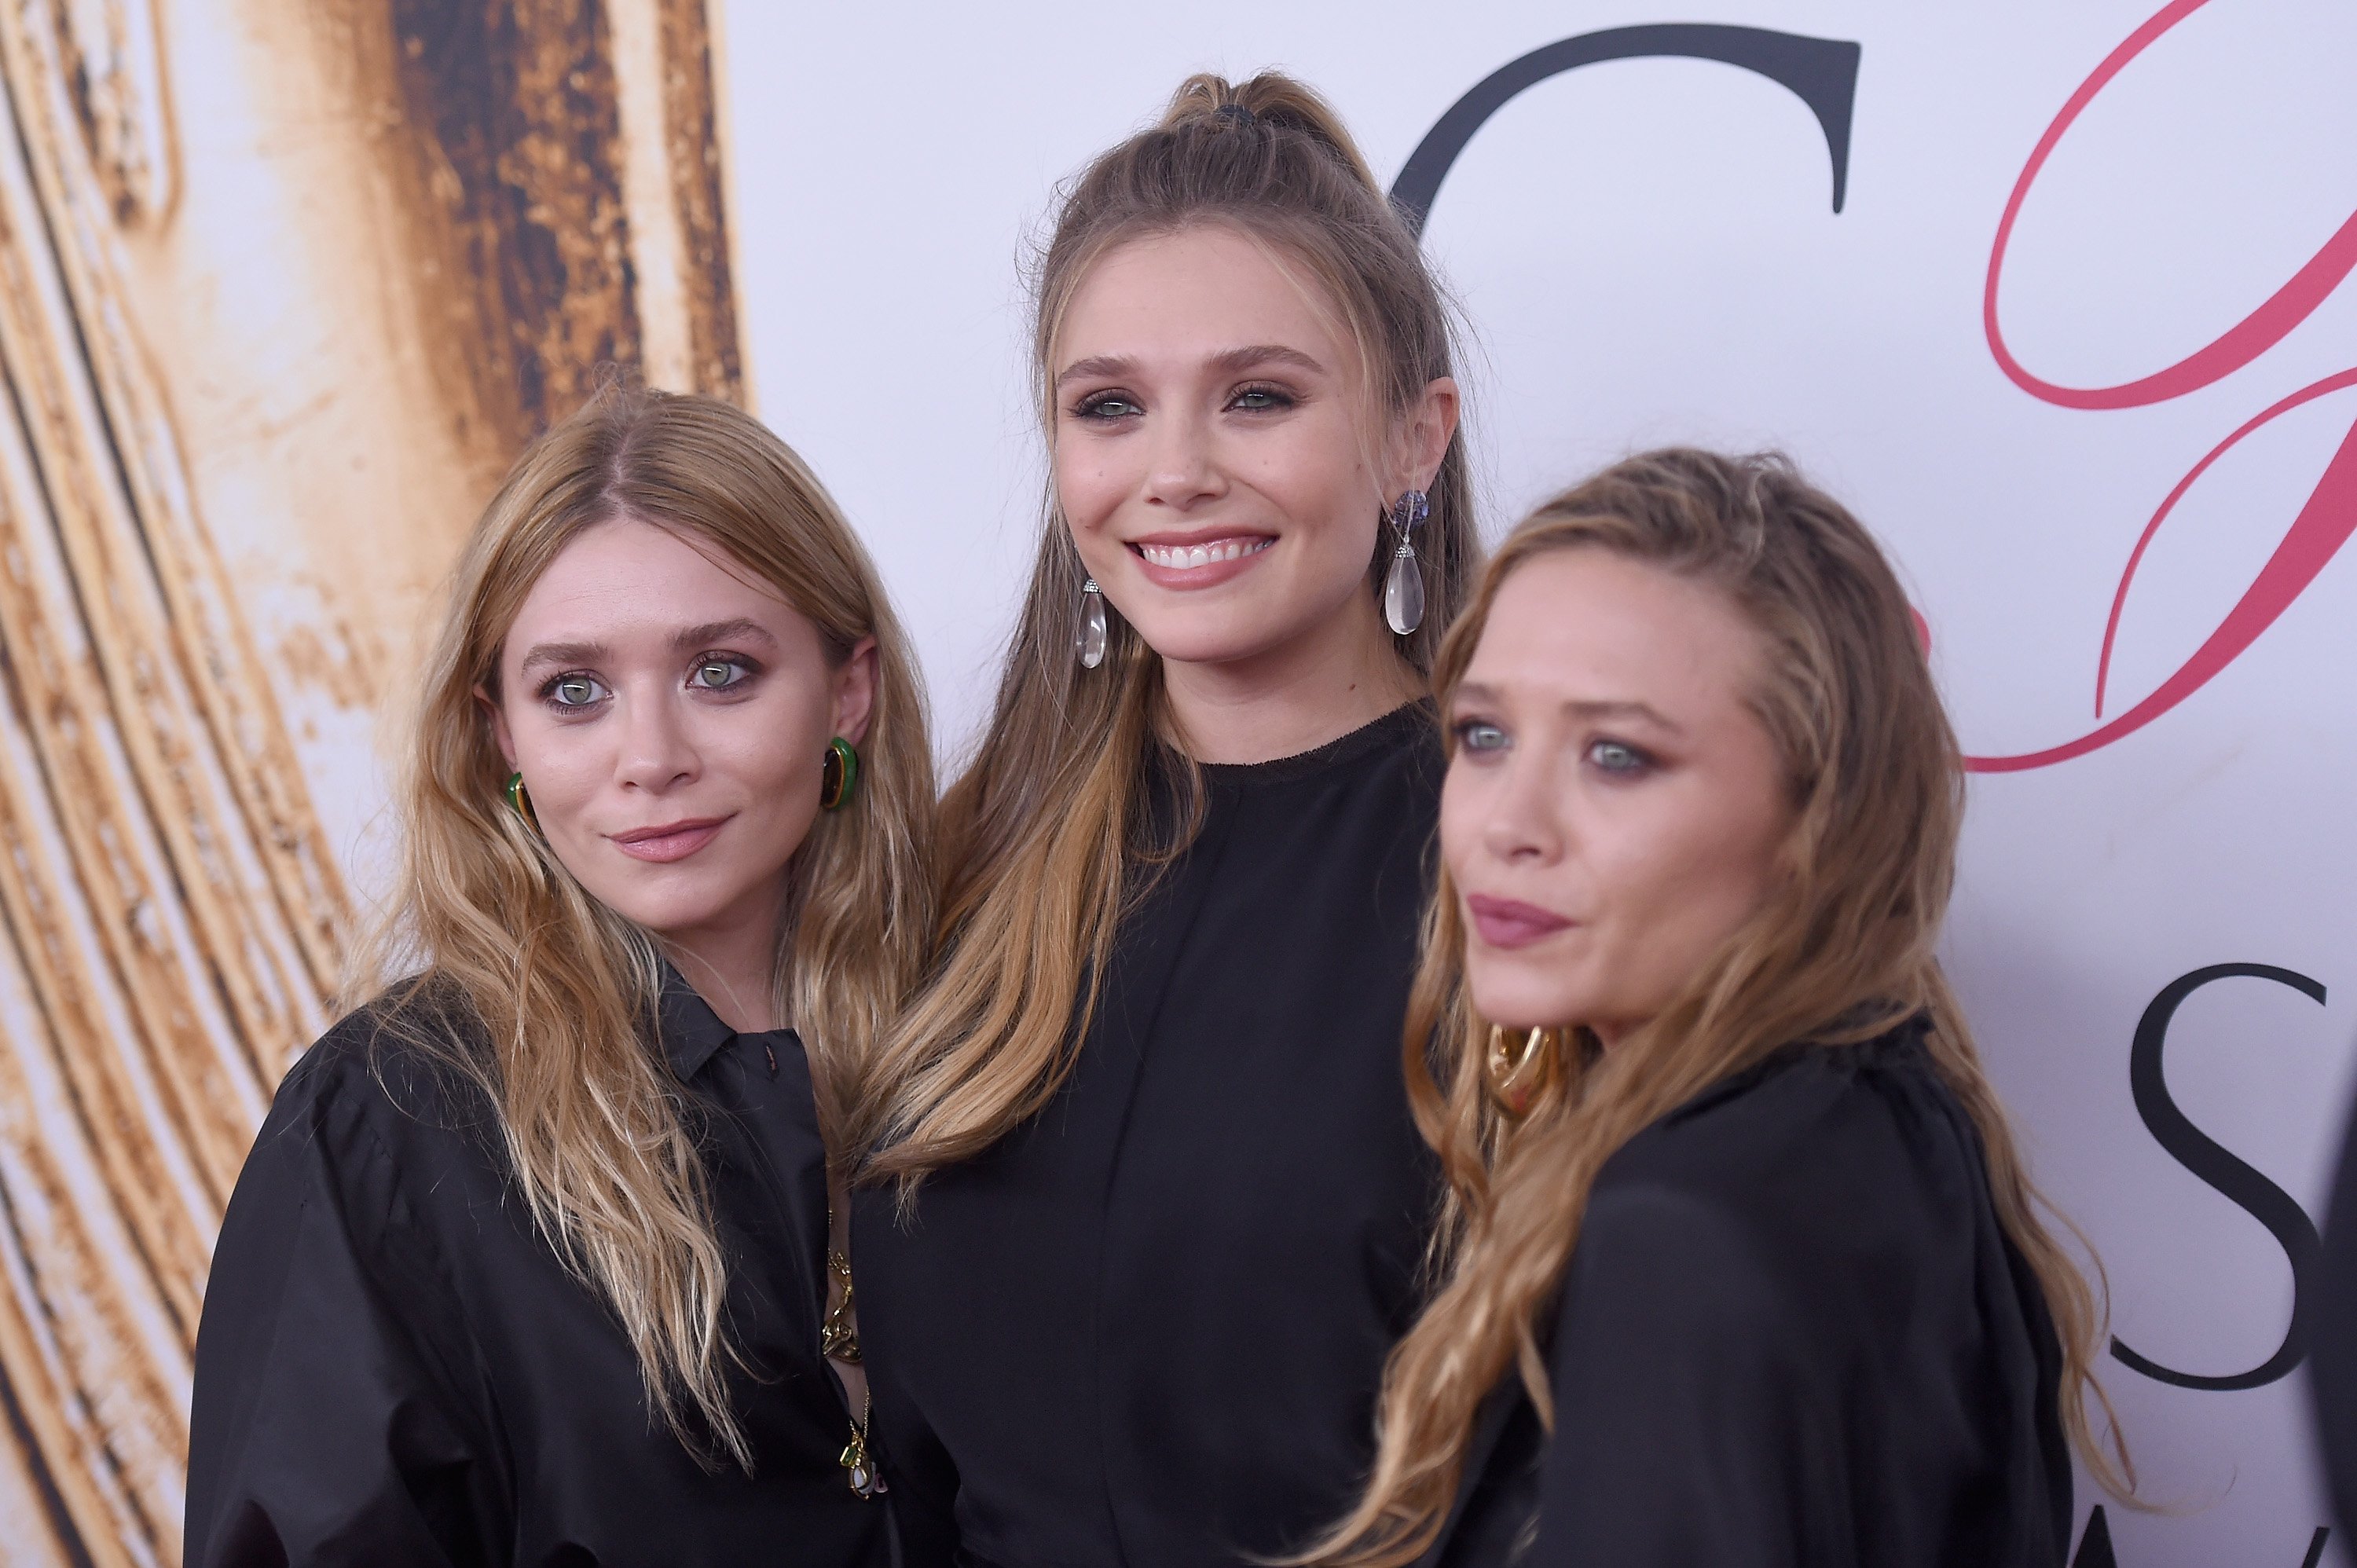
[1138, 538, 1272, 570]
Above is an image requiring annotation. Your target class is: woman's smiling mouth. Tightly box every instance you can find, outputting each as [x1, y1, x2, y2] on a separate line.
[1128, 533, 1275, 589]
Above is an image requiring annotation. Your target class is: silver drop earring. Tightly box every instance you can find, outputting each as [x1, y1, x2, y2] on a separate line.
[1076, 577, 1108, 669]
[1384, 489, 1430, 636]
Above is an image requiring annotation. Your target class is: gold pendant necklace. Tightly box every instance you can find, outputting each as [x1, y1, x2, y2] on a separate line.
[840, 1390, 886, 1500]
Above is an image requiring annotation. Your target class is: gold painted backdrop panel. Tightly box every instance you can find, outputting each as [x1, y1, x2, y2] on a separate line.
[0, 2, 742, 1560]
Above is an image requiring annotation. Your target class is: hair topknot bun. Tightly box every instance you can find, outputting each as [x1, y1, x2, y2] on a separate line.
[1157, 71, 1384, 198]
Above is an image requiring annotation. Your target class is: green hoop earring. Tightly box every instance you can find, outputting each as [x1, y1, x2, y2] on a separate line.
[819, 738, 860, 811]
[504, 771, 540, 833]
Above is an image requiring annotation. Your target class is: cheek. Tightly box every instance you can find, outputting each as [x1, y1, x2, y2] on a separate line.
[502, 705, 606, 812]
[1261, 419, 1376, 555]
[1054, 444, 1127, 533]
[1611, 783, 1786, 974]
[716, 688, 834, 799]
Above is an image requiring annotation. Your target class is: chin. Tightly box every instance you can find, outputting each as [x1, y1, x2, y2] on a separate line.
[584, 880, 737, 943]
[1124, 616, 1287, 669]
[1465, 963, 1588, 1034]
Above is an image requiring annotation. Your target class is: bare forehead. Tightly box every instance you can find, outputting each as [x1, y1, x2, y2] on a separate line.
[1472, 550, 1765, 702]
[506, 518, 794, 639]
[1056, 224, 1360, 370]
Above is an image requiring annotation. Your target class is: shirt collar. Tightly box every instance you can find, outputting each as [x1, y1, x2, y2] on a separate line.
[655, 965, 737, 1081]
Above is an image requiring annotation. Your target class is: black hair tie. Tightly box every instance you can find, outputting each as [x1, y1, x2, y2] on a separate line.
[1212, 102, 1258, 129]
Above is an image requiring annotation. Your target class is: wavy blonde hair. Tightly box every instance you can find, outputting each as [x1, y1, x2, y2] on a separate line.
[859, 70, 1479, 1187]
[1309, 449, 2131, 1564]
[350, 386, 935, 1466]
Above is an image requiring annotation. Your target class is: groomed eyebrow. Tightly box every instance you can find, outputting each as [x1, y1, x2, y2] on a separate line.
[671, 618, 778, 654]
[515, 639, 607, 677]
[515, 620, 778, 678]
[1453, 683, 1686, 735]
[1053, 343, 1328, 390]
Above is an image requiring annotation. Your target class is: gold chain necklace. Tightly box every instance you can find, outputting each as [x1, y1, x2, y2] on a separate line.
[821, 1247, 860, 1363]
[822, 1243, 885, 1498]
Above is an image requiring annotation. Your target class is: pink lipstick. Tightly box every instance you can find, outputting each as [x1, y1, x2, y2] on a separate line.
[1465, 893, 1574, 950]
[1126, 529, 1277, 591]
[609, 817, 728, 863]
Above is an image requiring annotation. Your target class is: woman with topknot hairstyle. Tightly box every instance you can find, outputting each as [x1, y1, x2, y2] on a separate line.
[852, 71, 1477, 1563]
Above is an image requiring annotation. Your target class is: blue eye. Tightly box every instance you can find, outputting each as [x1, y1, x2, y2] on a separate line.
[690, 658, 748, 691]
[1454, 720, 1508, 753]
[547, 674, 606, 709]
[1589, 739, 1651, 775]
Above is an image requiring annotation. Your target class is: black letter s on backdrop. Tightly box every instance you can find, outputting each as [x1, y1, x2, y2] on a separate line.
[1389, 24, 1863, 233]
[2113, 962, 2328, 1390]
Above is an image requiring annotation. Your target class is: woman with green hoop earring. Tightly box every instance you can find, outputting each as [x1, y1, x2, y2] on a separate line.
[187, 386, 934, 1566]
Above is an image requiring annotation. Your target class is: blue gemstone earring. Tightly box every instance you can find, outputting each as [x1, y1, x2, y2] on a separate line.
[1384, 489, 1430, 635]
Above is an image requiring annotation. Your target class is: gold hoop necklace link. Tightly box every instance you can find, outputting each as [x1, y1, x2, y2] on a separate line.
[1485, 1024, 1566, 1118]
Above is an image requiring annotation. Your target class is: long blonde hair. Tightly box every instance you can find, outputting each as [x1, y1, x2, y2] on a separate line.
[859, 70, 1479, 1186]
[351, 386, 935, 1465]
[1311, 449, 2131, 1563]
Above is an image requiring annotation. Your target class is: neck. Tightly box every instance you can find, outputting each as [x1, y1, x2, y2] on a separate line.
[661, 897, 786, 1034]
[1160, 594, 1423, 765]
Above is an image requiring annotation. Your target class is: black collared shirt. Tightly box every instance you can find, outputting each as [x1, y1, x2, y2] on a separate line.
[186, 975, 886, 1567]
[856, 703, 1446, 1567]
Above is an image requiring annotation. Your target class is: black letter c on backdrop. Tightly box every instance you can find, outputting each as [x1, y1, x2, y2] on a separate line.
[2113, 962, 2329, 1390]
[1390, 24, 1864, 235]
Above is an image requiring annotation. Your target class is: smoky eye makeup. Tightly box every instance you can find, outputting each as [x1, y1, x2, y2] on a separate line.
[1451, 716, 1509, 754]
[1226, 380, 1299, 413]
[1070, 389, 1144, 423]
[537, 671, 609, 714]
[685, 653, 761, 694]
[1585, 737, 1658, 777]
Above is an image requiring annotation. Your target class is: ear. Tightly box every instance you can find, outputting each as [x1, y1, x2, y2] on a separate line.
[831, 637, 880, 749]
[1395, 375, 1461, 494]
[475, 683, 519, 771]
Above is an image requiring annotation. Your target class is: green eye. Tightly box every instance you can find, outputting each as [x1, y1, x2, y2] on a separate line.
[691, 660, 744, 691]
[551, 675, 603, 707]
[1589, 740, 1648, 775]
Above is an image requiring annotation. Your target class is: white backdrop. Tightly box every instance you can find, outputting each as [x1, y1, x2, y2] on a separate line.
[720, 2, 2357, 1561]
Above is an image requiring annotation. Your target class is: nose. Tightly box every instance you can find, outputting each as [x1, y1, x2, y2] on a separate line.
[1480, 746, 1566, 867]
[1141, 402, 1224, 511]
[613, 683, 698, 795]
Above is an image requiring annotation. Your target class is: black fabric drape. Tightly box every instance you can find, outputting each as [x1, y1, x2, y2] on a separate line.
[1425, 1020, 2073, 1567]
[186, 976, 886, 1567]
[855, 704, 1444, 1567]
[2315, 1098, 2357, 1535]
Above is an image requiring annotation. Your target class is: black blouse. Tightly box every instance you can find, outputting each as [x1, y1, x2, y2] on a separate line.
[185, 975, 886, 1568]
[854, 702, 1445, 1567]
[1425, 1020, 2073, 1568]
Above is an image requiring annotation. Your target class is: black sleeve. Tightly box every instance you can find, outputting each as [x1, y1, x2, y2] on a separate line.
[1519, 1183, 1860, 1568]
[186, 1066, 503, 1568]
